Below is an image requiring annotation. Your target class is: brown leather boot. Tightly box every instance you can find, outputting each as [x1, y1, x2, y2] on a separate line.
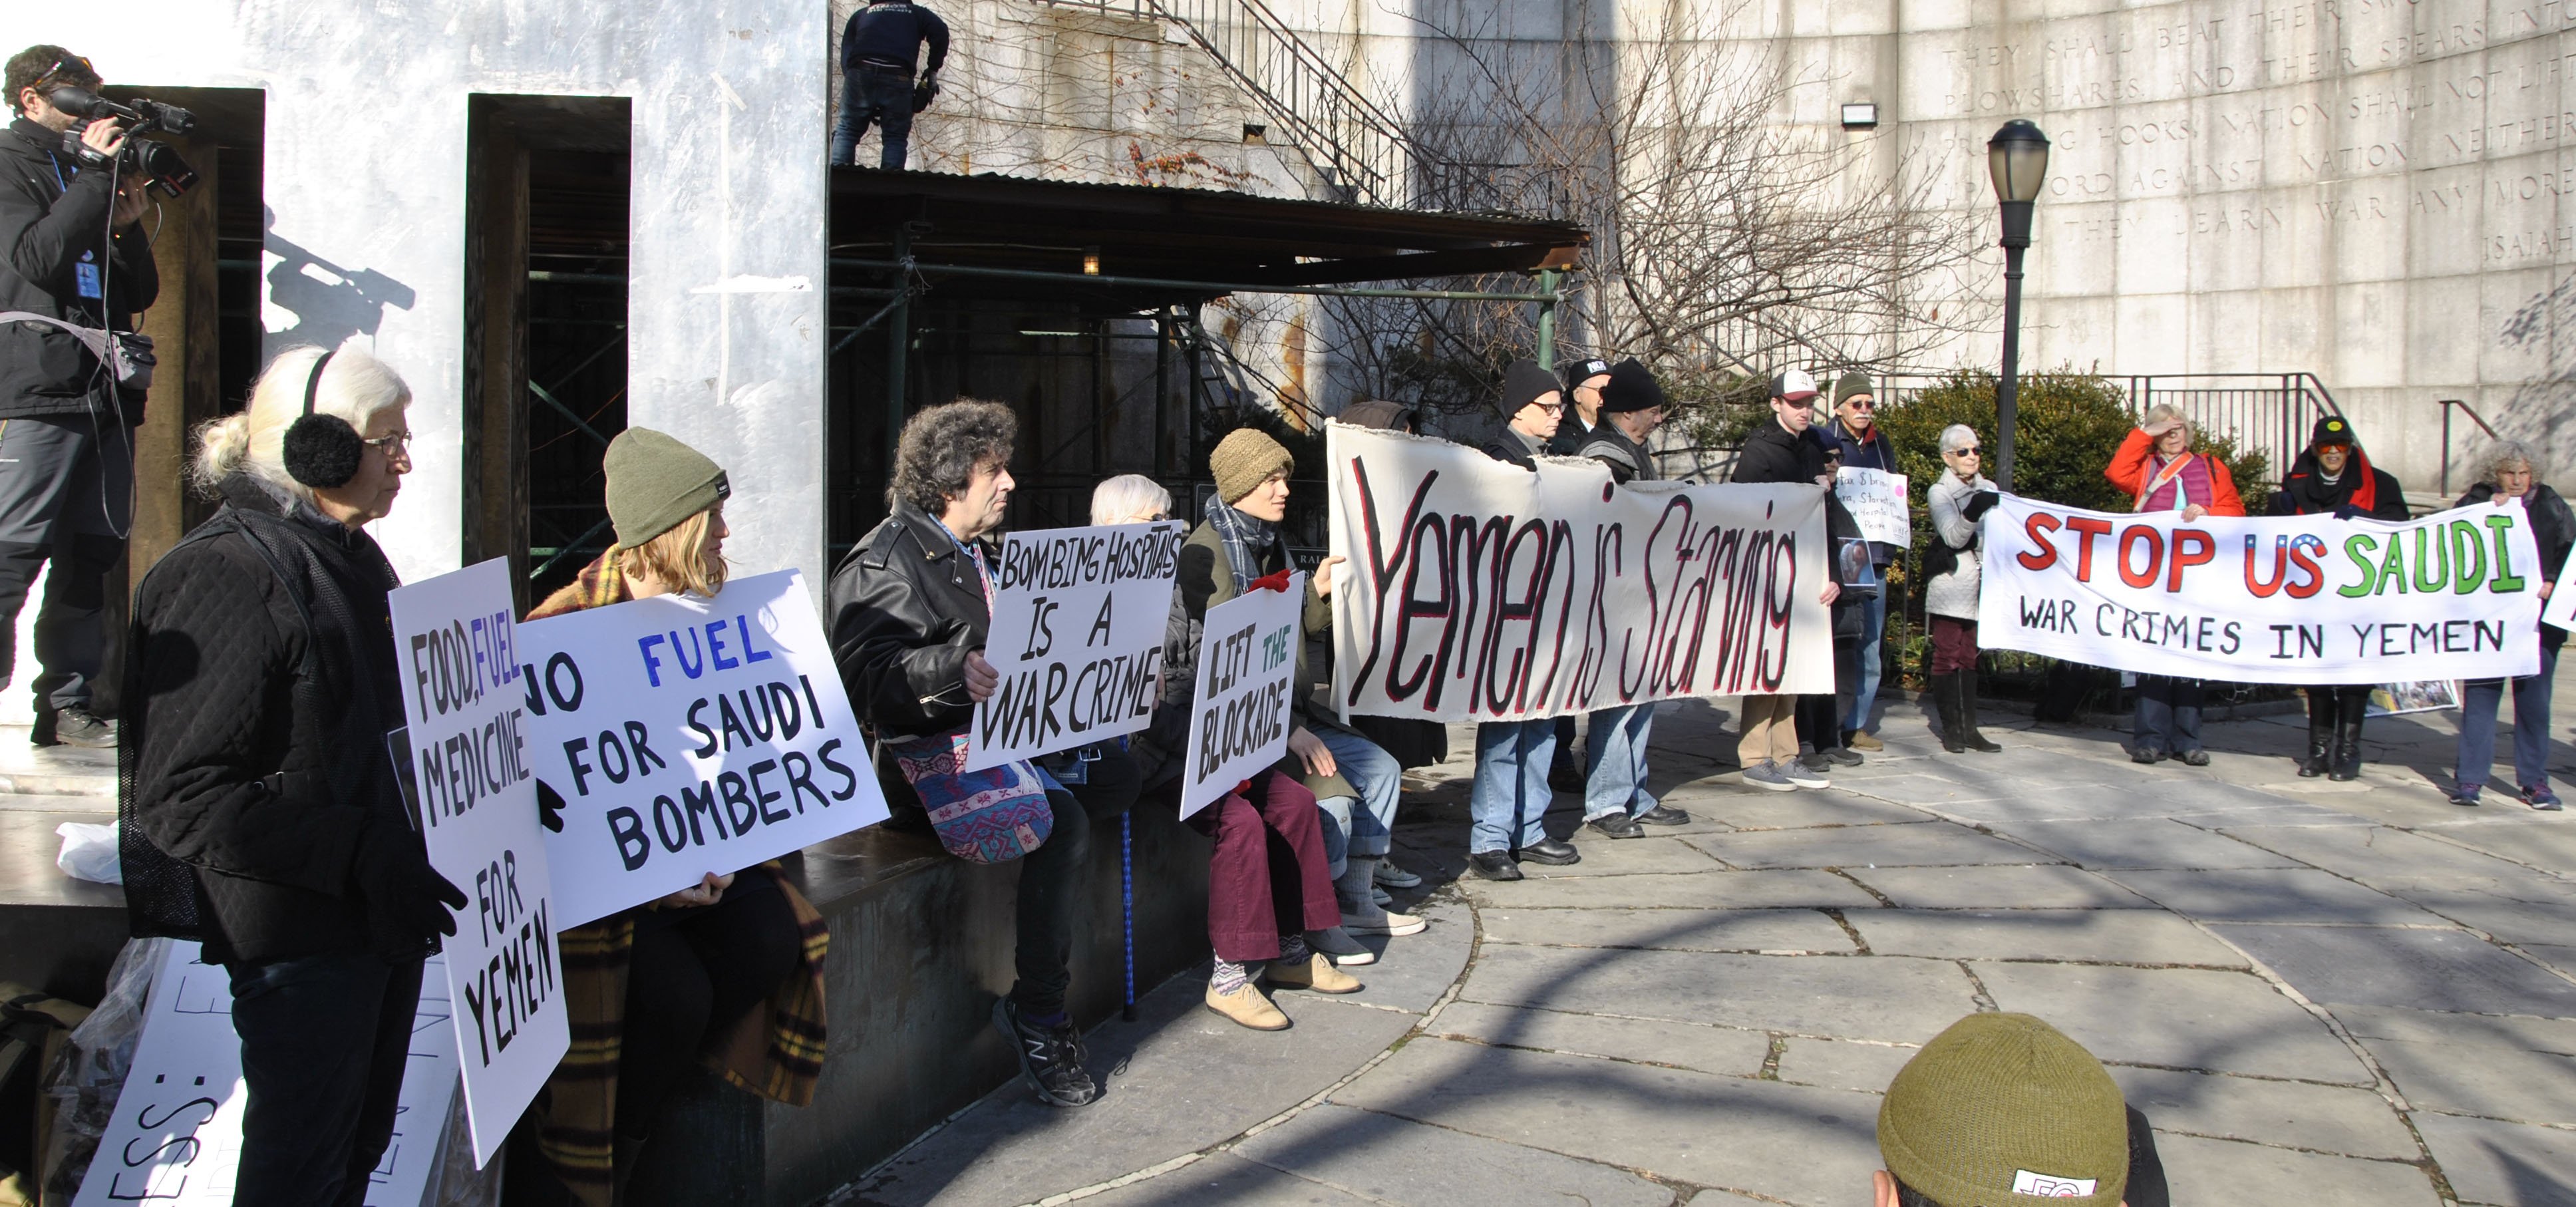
[1264, 952, 1363, 994]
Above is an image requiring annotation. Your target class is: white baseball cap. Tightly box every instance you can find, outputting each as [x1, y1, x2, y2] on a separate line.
[1770, 369, 1820, 402]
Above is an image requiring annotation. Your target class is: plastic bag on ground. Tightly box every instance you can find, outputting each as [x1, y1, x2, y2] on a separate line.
[53, 822, 120, 885]
[39, 937, 164, 1202]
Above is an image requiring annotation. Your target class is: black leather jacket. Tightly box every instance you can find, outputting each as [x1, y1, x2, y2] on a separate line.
[828, 500, 993, 740]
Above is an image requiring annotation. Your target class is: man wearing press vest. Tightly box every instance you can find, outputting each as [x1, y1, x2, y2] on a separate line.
[1, 47, 156, 747]
[830, 0, 951, 169]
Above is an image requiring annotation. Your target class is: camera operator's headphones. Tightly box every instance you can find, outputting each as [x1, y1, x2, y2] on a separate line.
[283, 350, 365, 489]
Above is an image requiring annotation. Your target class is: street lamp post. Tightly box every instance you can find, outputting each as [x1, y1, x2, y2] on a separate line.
[1987, 119, 2050, 492]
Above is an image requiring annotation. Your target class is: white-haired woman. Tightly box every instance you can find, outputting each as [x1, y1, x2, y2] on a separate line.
[1925, 424, 2003, 754]
[2450, 440, 2574, 809]
[124, 344, 465, 1204]
[2106, 405, 2246, 765]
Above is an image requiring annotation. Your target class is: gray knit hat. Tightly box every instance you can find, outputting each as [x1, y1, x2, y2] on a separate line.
[605, 428, 730, 550]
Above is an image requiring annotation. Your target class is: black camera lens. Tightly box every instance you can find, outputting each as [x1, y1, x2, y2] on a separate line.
[134, 141, 198, 197]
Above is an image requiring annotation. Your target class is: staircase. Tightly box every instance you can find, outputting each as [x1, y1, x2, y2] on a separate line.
[1043, 0, 1431, 208]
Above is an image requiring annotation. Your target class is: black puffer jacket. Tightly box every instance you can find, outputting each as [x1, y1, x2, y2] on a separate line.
[1732, 417, 1827, 486]
[121, 475, 413, 963]
[2273, 448, 2407, 520]
[1, 118, 157, 421]
[2458, 479, 2576, 584]
[828, 500, 991, 741]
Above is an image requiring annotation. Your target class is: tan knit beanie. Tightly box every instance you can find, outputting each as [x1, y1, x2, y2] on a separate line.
[1209, 429, 1295, 504]
[1877, 1013, 2129, 1206]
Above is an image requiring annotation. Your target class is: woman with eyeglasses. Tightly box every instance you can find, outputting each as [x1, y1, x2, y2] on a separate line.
[2106, 405, 2247, 766]
[123, 344, 456, 1205]
[1925, 423, 2004, 755]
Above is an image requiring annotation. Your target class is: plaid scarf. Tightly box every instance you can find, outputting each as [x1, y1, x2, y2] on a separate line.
[522, 552, 833, 1205]
[1203, 494, 1277, 594]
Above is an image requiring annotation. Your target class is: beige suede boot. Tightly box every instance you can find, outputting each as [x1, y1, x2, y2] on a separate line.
[1265, 952, 1362, 994]
[1205, 981, 1289, 1030]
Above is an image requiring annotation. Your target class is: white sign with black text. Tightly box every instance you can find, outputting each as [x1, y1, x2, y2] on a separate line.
[1835, 466, 1911, 548]
[1178, 574, 1305, 818]
[969, 521, 1185, 770]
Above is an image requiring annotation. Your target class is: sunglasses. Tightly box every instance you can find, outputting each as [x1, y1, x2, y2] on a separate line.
[1951, 445, 1983, 456]
[1842, 398, 1875, 410]
[31, 55, 94, 94]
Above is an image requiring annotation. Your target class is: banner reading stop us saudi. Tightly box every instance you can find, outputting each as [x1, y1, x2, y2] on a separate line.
[1978, 495, 2545, 684]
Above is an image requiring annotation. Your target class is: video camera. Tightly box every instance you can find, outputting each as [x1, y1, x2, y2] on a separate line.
[44, 85, 199, 198]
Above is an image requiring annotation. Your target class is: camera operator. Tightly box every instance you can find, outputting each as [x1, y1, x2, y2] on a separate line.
[2, 46, 156, 748]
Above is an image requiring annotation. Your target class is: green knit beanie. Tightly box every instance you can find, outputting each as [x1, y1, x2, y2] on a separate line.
[1878, 1013, 2129, 1206]
[605, 428, 730, 551]
[1209, 429, 1295, 505]
[1835, 371, 1875, 408]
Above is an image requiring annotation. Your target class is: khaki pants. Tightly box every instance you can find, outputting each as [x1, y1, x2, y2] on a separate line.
[1738, 695, 1800, 768]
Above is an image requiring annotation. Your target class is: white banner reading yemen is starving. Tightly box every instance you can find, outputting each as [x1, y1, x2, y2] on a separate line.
[1977, 494, 2545, 684]
[969, 520, 1184, 771]
[1327, 423, 1834, 723]
[385, 558, 565, 1168]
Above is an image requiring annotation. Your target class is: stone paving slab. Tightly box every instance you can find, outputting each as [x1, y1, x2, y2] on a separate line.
[1460, 944, 1980, 1043]
[2221, 824, 2550, 885]
[1335, 900, 1476, 1013]
[1772, 1037, 1916, 1093]
[1229, 1103, 1675, 1207]
[1331, 1038, 1883, 1207]
[2412, 1113, 2576, 1206]
[2378, 883, 2576, 948]
[1475, 906, 1857, 954]
[2211, 924, 2576, 1016]
[2362, 1036, 2576, 1126]
[2111, 1067, 2421, 1159]
[1972, 961, 2376, 1083]
[2329, 1004, 2576, 1054]
[1458, 868, 1881, 910]
[1681, 820, 2049, 869]
[1843, 864, 2158, 910]
[1080, 1154, 1377, 1206]
[1422, 1001, 1770, 1079]
[2151, 1133, 2442, 1206]
[1846, 908, 2249, 965]
[2438, 822, 2576, 877]
[2104, 867, 2454, 925]
[1526, 834, 1728, 876]
[1998, 818, 2305, 870]
[1659, 782, 1936, 830]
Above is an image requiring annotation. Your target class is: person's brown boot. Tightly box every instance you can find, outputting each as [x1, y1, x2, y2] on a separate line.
[1204, 981, 1289, 1029]
[1265, 953, 1362, 994]
[1848, 730, 1883, 752]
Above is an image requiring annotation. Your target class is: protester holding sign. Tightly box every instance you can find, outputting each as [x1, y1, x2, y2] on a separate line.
[1826, 372, 1899, 752]
[2107, 406, 2248, 766]
[1185, 428, 1424, 955]
[1729, 369, 1848, 788]
[831, 400, 1133, 1109]
[1925, 424, 2005, 756]
[2449, 440, 2573, 809]
[516, 430, 828, 1203]
[2271, 415, 2410, 780]
[1100, 478, 1358, 1027]
[123, 345, 462, 1205]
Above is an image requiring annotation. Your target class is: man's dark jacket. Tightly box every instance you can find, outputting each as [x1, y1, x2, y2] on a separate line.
[2273, 448, 2407, 521]
[121, 475, 415, 964]
[830, 500, 988, 741]
[1543, 412, 1592, 458]
[1, 118, 157, 421]
[1732, 417, 1828, 485]
[2457, 480, 2575, 651]
[1481, 427, 1543, 472]
[842, 1, 951, 74]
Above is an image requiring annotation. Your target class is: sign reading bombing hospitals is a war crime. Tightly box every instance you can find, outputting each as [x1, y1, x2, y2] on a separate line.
[1977, 494, 2546, 684]
[518, 568, 887, 929]
[968, 520, 1185, 771]
[385, 557, 565, 1168]
[1179, 572, 1305, 818]
[1325, 423, 1835, 724]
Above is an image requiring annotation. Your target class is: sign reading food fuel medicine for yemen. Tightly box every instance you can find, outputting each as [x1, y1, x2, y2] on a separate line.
[1178, 573, 1304, 818]
[386, 558, 565, 1168]
[967, 520, 1185, 771]
[1327, 423, 1834, 723]
[1978, 494, 2545, 684]
[519, 568, 886, 928]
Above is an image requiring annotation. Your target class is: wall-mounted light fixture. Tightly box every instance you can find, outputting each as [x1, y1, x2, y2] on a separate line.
[1082, 246, 1101, 275]
[1841, 102, 1878, 129]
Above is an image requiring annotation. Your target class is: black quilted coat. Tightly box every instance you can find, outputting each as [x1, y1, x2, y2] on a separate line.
[120, 474, 417, 964]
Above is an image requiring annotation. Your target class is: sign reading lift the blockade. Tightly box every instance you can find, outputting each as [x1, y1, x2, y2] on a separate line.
[1178, 572, 1305, 818]
[1327, 423, 1834, 724]
[519, 569, 887, 928]
[385, 557, 565, 1168]
[1977, 495, 2545, 684]
[967, 520, 1185, 771]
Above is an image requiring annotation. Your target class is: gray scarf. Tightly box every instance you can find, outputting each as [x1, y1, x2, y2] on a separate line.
[1204, 494, 1277, 595]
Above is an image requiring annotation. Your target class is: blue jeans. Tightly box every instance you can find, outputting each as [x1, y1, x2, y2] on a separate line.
[2458, 643, 2559, 793]
[830, 65, 917, 168]
[1472, 719, 1558, 854]
[1843, 589, 1885, 735]
[2133, 675, 2203, 756]
[1312, 722, 1399, 877]
[1583, 702, 1657, 820]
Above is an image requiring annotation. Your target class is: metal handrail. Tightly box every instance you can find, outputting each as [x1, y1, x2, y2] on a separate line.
[2438, 397, 2497, 495]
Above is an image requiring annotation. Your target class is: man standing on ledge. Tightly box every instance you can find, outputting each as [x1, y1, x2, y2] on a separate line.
[831, 0, 950, 169]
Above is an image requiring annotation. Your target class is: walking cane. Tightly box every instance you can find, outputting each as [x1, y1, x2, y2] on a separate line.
[1120, 811, 1136, 1021]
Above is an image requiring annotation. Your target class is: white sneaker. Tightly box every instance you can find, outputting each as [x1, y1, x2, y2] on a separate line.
[1342, 905, 1427, 936]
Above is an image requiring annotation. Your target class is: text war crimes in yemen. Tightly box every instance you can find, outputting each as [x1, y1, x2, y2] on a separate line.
[1979, 495, 2545, 683]
[973, 520, 1184, 769]
[1327, 424, 1834, 725]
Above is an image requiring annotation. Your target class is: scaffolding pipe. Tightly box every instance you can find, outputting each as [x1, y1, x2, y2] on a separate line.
[884, 230, 915, 475]
[831, 258, 1559, 303]
[1535, 267, 1561, 371]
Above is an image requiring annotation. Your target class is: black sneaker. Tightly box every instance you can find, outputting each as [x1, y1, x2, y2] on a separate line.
[1468, 850, 1523, 881]
[1587, 811, 1644, 839]
[37, 707, 115, 749]
[2177, 749, 2211, 767]
[1636, 805, 1690, 826]
[2130, 747, 2164, 765]
[1516, 838, 1581, 866]
[1823, 746, 1863, 767]
[991, 998, 1099, 1107]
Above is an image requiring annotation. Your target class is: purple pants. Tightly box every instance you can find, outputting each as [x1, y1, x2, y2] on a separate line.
[1189, 770, 1339, 963]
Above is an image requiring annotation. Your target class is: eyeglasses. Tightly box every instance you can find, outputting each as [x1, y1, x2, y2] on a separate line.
[1530, 401, 1565, 414]
[1951, 446, 1982, 456]
[363, 431, 412, 456]
[1842, 398, 1875, 410]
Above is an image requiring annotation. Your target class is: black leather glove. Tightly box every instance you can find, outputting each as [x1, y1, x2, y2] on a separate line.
[2332, 504, 2361, 522]
[353, 821, 466, 940]
[1961, 490, 2001, 521]
[537, 778, 567, 833]
[911, 71, 941, 114]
